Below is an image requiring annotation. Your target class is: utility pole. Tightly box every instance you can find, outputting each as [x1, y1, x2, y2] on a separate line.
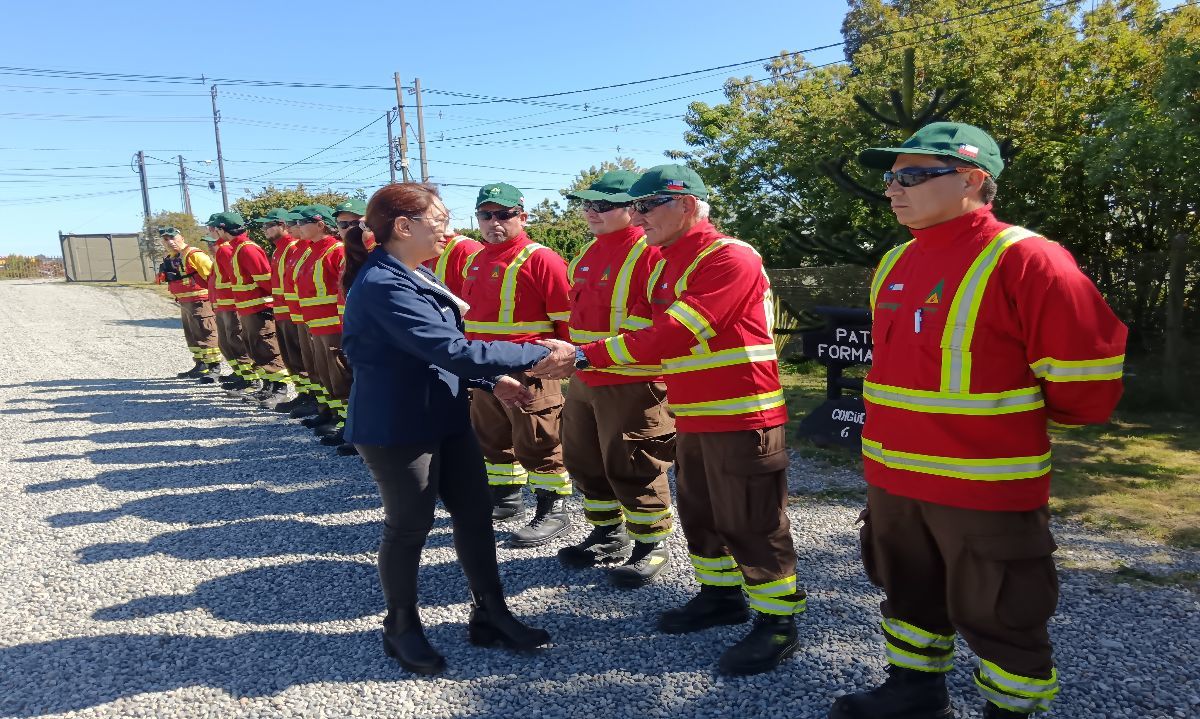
[177, 155, 193, 217]
[393, 72, 411, 182]
[414, 77, 430, 182]
[136, 150, 152, 224]
[385, 108, 398, 183]
[210, 84, 229, 210]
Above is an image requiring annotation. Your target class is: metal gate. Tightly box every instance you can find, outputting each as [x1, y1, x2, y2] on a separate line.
[59, 232, 155, 283]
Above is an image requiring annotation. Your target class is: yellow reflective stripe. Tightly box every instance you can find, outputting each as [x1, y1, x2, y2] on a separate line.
[283, 292, 300, 301]
[665, 300, 715, 341]
[547, 311, 571, 322]
[670, 389, 786, 418]
[870, 241, 913, 309]
[978, 660, 1059, 699]
[674, 237, 761, 295]
[499, 243, 545, 323]
[235, 297, 271, 309]
[585, 364, 662, 377]
[583, 498, 620, 511]
[886, 644, 954, 673]
[569, 328, 613, 342]
[940, 227, 1039, 393]
[863, 381, 1044, 415]
[744, 575, 797, 597]
[646, 258, 666, 303]
[462, 249, 482, 280]
[882, 619, 955, 650]
[1029, 354, 1124, 382]
[298, 296, 338, 307]
[312, 242, 343, 299]
[485, 462, 526, 477]
[567, 240, 597, 283]
[861, 438, 1051, 481]
[230, 283, 257, 291]
[689, 554, 738, 571]
[306, 316, 341, 328]
[621, 506, 671, 525]
[695, 569, 744, 587]
[602, 334, 635, 365]
[620, 315, 652, 331]
[662, 344, 777, 374]
[629, 527, 673, 542]
[432, 236, 461, 283]
[251, 273, 271, 282]
[973, 679, 1053, 714]
[291, 246, 313, 284]
[174, 290, 208, 299]
[609, 238, 648, 333]
[746, 594, 807, 616]
[464, 319, 554, 334]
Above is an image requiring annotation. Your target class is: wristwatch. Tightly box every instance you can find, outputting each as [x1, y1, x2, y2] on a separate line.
[574, 347, 590, 370]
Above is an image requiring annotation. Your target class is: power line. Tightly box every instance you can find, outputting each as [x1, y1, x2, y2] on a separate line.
[241, 113, 387, 181]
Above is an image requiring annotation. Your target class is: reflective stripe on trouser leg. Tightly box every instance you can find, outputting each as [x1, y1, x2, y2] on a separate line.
[882, 618, 956, 673]
[486, 462, 528, 487]
[583, 498, 622, 526]
[690, 554, 742, 587]
[622, 505, 673, 542]
[743, 575, 807, 615]
[974, 661, 1059, 714]
[528, 471, 571, 495]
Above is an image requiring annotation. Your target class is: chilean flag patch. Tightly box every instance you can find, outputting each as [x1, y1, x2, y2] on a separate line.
[957, 143, 979, 158]
[665, 180, 686, 191]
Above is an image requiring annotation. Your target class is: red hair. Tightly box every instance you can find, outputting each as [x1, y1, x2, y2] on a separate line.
[365, 183, 441, 247]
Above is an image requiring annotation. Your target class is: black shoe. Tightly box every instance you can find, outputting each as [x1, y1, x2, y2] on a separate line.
[313, 419, 340, 438]
[257, 382, 291, 410]
[467, 591, 550, 651]
[273, 392, 308, 413]
[718, 612, 799, 676]
[558, 524, 633, 568]
[221, 375, 250, 391]
[177, 361, 207, 379]
[609, 540, 670, 588]
[237, 378, 264, 397]
[982, 703, 1026, 718]
[244, 380, 274, 403]
[320, 427, 345, 446]
[658, 585, 749, 635]
[510, 490, 571, 548]
[491, 484, 525, 522]
[289, 398, 321, 419]
[218, 372, 236, 382]
[827, 666, 954, 719]
[381, 605, 445, 676]
[301, 409, 333, 428]
[336, 442, 359, 457]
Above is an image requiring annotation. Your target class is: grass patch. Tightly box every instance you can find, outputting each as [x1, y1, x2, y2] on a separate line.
[780, 359, 863, 469]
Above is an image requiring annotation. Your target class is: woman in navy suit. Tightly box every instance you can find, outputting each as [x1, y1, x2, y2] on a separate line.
[342, 183, 568, 675]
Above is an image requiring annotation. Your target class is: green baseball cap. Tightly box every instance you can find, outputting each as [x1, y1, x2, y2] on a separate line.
[626, 164, 709, 200]
[295, 204, 337, 225]
[252, 208, 296, 225]
[205, 211, 246, 230]
[859, 121, 1004, 178]
[476, 183, 525, 209]
[565, 170, 640, 202]
[156, 226, 181, 237]
[331, 198, 367, 217]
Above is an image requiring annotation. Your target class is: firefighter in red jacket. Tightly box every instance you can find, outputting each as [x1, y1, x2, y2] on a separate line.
[208, 211, 288, 405]
[205, 217, 253, 392]
[156, 227, 220, 379]
[461, 183, 573, 548]
[827, 123, 1128, 719]
[555, 170, 677, 588]
[534, 165, 805, 677]
[423, 228, 483, 297]
[253, 208, 303, 410]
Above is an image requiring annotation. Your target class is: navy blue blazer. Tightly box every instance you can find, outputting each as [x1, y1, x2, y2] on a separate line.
[341, 247, 550, 446]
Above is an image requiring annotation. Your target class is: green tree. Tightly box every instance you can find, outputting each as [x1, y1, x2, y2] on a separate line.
[230, 184, 358, 250]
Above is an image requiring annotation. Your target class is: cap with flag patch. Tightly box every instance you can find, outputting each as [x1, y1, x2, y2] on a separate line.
[858, 122, 1004, 178]
[475, 183, 525, 209]
[565, 170, 640, 202]
[332, 198, 367, 217]
[626, 164, 709, 200]
[156, 226, 181, 237]
[252, 208, 297, 225]
[205, 211, 246, 230]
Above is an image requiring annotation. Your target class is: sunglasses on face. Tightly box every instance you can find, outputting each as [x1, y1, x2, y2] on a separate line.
[262, 221, 284, 229]
[581, 199, 629, 213]
[285, 220, 299, 227]
[296, 217, 322, 226]
[336, 220, 359, 230]
[475, 208, 522, 222]
[884, 165, 977, 188]
[630, 195, 677, 214]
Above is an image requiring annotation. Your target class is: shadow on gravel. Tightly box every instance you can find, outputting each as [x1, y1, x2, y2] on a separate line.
[107, 318, 185, 329]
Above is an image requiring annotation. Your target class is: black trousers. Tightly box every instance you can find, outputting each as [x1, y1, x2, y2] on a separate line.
[357, 431, 503, 609]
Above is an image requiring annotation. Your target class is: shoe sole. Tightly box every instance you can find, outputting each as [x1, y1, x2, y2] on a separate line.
[825, 703, 953, 719]
[717, 637, 799, 677]
[467, 623, 550, 652]
[659, 610, 750, 635]
[608, 562, 668, 589]
[508, 524, 572, 548]
[382, 636, 446, 676]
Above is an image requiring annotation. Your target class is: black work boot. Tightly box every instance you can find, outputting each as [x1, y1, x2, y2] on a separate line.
[221, 374, 250, 392]
[336, 441, 359, 457]
[717, 612, 799, 676]
[257, 382, 290, 410]
[490, 485, 525, 522]
[658, 585, 749, 634]
[558, 524, 633, 568]
[301, 408, 334, 428]
[509, 490, 571, 548]
[273, 391, 308, 413]
[320, 426, 345, 446]
[467, 591, 550, 651]
[609, 540, 670, 588]
[288, 396, 321, 419]
[197, 362, 223, 384]
[244, 380, 274, 403]
[178, 360, 207, 379]
[982, 703, 1027, 718]
[312, 417, 340, 438]
[381, 604, 445, 676]
[827, 666, 954, 719]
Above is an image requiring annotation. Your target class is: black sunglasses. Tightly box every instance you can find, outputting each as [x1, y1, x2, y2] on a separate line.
[262, 221, 284, 229]
[630, 196, 677, 214]
[475, 207, 523, 221]
[336, 220, 360, 230]
[284, 220, 299, 227]
[581, 199, 629, 213]
[296, 217, 322, 226]
[884, 166, 976, 188]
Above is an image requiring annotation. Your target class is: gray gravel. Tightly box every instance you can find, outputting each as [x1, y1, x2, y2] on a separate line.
[0, 279, 1197, 719]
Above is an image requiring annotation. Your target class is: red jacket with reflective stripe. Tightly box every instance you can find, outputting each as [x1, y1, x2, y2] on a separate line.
[229, 235, 274, 315]
[270, 235, 299, 318]
[461, 232, 571, 343]
[423, 234, 484, 298]
[581, 220, 786, 433]
[282, 238, 311, 322]
[166, 246, 212, 303]
[863, 207, 1127, 511]
[568, 226, 664, 387]
[211, 239, 238, 313]
[294, 235, 344, 336]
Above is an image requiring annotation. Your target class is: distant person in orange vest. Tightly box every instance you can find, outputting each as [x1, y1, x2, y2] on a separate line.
[827, 123, 1127, 719]
[156, 227, 220, 379]
[555, 170, 677, 588]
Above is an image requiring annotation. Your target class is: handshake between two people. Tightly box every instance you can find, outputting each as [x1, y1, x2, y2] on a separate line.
[490, 339, 579, 409]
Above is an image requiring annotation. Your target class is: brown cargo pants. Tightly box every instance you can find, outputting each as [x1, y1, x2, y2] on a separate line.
[313, 332, 352, 420]
[858, 485, 1060, 713]
[179, 300, 218, 364]
[676, 425, 806, 616]
[561, 379, 675, 542]
[214, 310, 251, 378]
[276, 316, 305, 378]
[239, 310, 286, 382]
[470, 375, 569, 495]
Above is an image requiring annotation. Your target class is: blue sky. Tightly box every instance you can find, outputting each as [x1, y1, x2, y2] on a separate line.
[0, 1, 852, 256]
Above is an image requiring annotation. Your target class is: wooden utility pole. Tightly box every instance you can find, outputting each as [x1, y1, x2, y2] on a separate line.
[385, 108, 398, 183]
[177, 155, 193, 217]
[393, 73, 411, 182]
[136, 151, 152, 222]
[414, 77, 430, 182]
[210, 85, 230, 210]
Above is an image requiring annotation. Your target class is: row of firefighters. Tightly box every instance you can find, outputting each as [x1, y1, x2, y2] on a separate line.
[155, 137, 1127, 718]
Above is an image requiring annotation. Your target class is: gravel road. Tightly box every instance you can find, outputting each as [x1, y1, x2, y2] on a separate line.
[0, 279, 1197, 719]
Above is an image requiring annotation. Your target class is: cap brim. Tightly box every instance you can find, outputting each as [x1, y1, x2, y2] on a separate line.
[475, 199, 523, 209]
[859, 146, 959, 169]
[566, 189, 635, 202]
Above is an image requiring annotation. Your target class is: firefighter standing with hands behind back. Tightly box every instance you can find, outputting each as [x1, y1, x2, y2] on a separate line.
[828, 122, 1127, 719]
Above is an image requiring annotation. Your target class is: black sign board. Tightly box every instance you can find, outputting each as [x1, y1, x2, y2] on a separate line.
[796, 306, 872, 449]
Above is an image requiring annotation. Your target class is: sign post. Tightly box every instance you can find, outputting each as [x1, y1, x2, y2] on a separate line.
[796, 306, 872, 448]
